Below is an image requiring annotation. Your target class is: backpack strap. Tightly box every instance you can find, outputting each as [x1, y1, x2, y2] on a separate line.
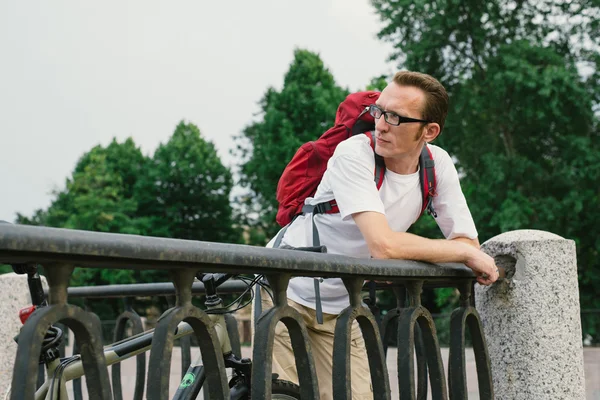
[307, 132, 385, 217]
[298, 204, 325, 323]
[368, 131, 386, 190]
[271, 214, 326, 324]
[272, 215, 296, 248]
[419, 145, 437, 218]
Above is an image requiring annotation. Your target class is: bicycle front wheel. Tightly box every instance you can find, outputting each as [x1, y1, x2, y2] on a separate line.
[270, 379, 301, 400]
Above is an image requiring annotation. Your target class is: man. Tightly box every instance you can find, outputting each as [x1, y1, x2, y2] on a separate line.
[263, 71, 499, 400]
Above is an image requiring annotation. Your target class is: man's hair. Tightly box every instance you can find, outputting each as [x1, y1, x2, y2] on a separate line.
[392, 71, 449, 132]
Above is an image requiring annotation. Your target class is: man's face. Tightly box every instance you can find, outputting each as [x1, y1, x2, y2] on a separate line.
[373, 83, 428, 159]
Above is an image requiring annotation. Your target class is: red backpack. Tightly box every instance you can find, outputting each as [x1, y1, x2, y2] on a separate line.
[275, 91, 437, 227]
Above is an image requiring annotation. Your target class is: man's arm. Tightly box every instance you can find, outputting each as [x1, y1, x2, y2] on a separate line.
[451, 236, 480, 249]
[352, 211, 498, 285]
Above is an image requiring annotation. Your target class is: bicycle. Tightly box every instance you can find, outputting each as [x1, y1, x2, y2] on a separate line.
[7, 264, 301, 399]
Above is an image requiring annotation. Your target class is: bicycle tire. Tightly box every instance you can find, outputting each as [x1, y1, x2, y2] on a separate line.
[269, 379, 302, 400]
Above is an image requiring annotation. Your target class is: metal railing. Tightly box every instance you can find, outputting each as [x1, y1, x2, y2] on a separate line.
[1, 223, 493, 399]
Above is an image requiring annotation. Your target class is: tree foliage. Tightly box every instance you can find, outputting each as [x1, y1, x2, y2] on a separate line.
[136, 121, 240, 244]
[17, 138, 148, 234]
[372, 0, 600, 340]
[15, 123, 240, 290]
[234, 49, 349, 242]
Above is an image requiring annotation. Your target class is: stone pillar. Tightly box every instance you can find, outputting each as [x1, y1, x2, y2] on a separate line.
[476, 230, 585, 399]
[0, 273, 34, 396]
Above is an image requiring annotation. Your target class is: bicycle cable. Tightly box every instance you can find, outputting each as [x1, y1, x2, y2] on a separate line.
[49, 355, 80, 397]
[204, 274, 263, 315]
[238, 274, 275, 303]
[251, 277, 275, 302]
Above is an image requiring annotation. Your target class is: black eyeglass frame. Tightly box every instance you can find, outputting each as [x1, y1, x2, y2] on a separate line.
[368, 104, 431, 126]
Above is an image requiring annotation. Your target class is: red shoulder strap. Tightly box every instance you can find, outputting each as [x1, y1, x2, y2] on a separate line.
[367, 132, 386, 189]
[310, 132, 385, 217]
[419, 144, 437, 217]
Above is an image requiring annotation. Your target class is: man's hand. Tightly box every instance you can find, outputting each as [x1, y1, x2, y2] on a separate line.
[464, 249, 499, 286]
[452, 236, 499, 285]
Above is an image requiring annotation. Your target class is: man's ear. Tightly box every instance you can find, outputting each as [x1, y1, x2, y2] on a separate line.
[423, 123, 441, 143]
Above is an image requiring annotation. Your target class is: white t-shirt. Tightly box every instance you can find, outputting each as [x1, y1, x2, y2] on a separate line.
[267, 134, 477, 314]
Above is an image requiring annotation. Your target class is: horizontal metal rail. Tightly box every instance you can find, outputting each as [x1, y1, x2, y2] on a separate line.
[0, 224, 474, 280]
[50, 280, 252, 299]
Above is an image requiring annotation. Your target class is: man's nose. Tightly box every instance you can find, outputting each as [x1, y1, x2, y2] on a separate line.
[375, 114, 389, 133]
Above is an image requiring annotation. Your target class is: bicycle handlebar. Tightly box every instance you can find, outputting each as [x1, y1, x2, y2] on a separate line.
[197, 273, 235, 288]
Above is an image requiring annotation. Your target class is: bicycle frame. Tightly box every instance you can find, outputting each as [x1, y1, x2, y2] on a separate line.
[33, 320, 200, 399]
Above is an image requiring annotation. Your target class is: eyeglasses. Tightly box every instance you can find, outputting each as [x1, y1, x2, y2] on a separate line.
[368, 104, 430, 126]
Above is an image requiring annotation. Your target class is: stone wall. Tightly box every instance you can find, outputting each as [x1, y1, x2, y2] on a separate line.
[0, 273, 41, 396]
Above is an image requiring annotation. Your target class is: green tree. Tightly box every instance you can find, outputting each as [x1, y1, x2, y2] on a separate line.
[135, 121, 241, 244]
[371, 0, 600, 339]
[235, 49, 349, 242]
[16, 138, 148, 234]
[16, 139, 150, 287]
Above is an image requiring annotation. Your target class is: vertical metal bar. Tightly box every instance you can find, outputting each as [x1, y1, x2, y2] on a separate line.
[36, 364, 45, 390]
[414, 323, 428, 400]
[180, 334, 192, 379]
[254, 285, 263, 329]
[111, 301, 146, 400]
[72, 338, 82, 400]
[381, 308, 400, 357]
[225, 313, 242, 357]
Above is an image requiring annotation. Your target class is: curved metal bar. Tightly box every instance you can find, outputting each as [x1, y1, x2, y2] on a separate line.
[381, 309, 427, 399]
[252, 305, 320, 400]
[397, 306, 448, 400]
[56, 322, 67, 357]
[448, 306, 494, 399]
[414, 323, 429, 400]
[467, 309, 494, 399]
[10, 304, 112, 400]
[164, 295, 192, 379]
[146, 304, 229, 400]
[225, 313, 242, 357]
[180, 334, 192, 379]
[36, 364, 45, 391]
[382, 286, 407, 356]
[381, 307, 400, 357]
[112, 309, 146, 400]
[332, 305, 391, 400]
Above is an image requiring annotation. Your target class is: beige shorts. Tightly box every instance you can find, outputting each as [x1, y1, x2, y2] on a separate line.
[256, 288, 373, 400]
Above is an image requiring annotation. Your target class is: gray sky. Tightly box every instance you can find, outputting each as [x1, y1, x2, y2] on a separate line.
[0, 0, 396, 222]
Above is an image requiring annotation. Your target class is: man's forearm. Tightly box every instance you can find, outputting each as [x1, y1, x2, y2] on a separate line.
[372, 231, 476, 264]
[451, 236, 480, 249]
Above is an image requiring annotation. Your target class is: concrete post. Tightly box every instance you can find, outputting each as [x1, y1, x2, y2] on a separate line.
[0, 273, 35, 396]
[476, 230, 585, 399]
